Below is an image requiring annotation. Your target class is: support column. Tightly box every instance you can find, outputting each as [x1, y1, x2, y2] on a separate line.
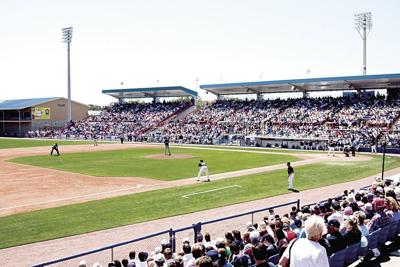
[18, 109, 21, 137]
[302, 91, 310, 98]
[257, 93, 263, 101]
[1, 111, 4, 135]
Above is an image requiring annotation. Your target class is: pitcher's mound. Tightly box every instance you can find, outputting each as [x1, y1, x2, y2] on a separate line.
[145, 154, 194, 159]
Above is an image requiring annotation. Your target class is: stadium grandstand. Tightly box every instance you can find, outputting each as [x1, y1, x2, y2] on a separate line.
[37, 73, 400, 152]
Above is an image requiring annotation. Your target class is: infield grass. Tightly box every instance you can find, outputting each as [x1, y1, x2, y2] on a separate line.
[1, 155, 400, 249]
[0, 138, 93, 149]
[9, 147, 299, 180]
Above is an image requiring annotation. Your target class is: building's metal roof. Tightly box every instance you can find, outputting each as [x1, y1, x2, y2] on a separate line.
[102, 86, 198, 99]
[0, 97, 59, 110]
[200, 73, 400, 95]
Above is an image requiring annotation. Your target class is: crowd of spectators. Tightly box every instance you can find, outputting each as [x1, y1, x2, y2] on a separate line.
[31, 95, 400, 148]
[148, 95, 400, 147]
[30, 101, 192, 140]
[144, 99, 287, 144]
[77, 178, 400, 267]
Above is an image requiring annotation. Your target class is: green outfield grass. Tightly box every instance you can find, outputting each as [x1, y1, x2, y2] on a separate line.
[0, 155, 399, 249]
[9, 147, 299, 180]
[0, 138, 93, 149]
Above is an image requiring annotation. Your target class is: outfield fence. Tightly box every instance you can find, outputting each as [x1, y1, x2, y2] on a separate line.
[32, 200, 300, 267]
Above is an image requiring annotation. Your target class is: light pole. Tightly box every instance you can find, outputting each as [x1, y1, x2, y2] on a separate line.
[354, 12, 372, 75]
[62, 27, 73, 123]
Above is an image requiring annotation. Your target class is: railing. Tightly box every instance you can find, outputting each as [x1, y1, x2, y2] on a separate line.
[32, 200, 299, 267]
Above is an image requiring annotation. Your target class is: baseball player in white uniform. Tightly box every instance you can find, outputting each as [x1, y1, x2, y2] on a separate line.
[197, 159, 210, 182]
[287, 162, 294, 190]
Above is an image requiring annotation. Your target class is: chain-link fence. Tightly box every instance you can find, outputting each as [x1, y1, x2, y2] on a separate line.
[32, 200, 299, 267]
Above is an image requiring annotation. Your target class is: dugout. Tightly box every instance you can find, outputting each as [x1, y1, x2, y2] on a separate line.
[0, 97, 88, 137]
[254, 136, 328, 150]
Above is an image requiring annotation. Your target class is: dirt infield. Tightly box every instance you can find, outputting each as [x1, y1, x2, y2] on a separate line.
[0, 144, 374, 217]
[144, 153, 194, 159]
[0, 143, 162, 216]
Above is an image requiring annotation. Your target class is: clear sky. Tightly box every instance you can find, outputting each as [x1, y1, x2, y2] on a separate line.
[0, 0, 399, 105]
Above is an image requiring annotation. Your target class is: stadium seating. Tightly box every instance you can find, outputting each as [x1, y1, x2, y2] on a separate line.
[267, 253, 279, 265]
[34, 95, 400, 149]
[328, 248, 346, 267]
[344, 242, 360, 265]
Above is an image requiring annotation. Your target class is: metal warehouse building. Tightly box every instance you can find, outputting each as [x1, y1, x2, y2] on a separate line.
[0, 97, 88, 137]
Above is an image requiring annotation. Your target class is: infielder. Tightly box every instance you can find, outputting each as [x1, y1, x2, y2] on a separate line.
[50, 143, 60, 156]
[164, 137, 171, 156]
[93, 134, 98, 146]
[287, 162, 294, 190]
[197, 159, 210, 182]
[327, 139, 335, 157]
[371, 138, 377, 154]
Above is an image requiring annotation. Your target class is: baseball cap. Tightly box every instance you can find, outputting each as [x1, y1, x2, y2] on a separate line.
[249, 230, 260, 241]
[246, 222, 253, 229]
[327, 219, 340, 228]
[373, 198, 385, 209]
[154, 253, 165, 263]
[344, 207, 353, 216]
[365, 203, 373, 211]
[332, 202, 341, 211]
[206, 250, 219, 262]
[231, 255, 250, 267]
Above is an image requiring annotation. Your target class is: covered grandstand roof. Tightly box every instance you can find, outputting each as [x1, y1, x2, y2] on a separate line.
[102, 86, 198, 99]
[200, 73, 400, 95]
[0, 97, 59, 110]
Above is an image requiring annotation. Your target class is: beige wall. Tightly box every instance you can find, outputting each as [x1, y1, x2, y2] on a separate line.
[33, 98, 88, 122]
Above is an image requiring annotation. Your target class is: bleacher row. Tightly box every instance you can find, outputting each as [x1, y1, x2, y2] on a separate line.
[29, 95, 400, 148]
[325, 219, 400, 267]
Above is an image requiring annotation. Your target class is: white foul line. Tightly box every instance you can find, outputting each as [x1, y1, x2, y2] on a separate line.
[0, 184, 148, 212]
[181, 185, 242, 199]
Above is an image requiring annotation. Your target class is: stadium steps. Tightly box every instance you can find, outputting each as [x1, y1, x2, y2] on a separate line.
[140, 103, 195, 134]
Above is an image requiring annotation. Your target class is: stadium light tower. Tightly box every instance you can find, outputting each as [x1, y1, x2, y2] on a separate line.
[62, 27, 73, 123]
[354, 12, 372, 75]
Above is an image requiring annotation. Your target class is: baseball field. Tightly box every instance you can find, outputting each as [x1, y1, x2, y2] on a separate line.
[1, 137, 399, 250]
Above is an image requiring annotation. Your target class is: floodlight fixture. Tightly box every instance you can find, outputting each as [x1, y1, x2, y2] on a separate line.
[354, 12, 372, 75]
[62, 27, 73, 44]
[62, 27, 73, 122]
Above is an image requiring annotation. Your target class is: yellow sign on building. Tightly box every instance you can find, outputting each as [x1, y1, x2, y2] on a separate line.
[32, 107, 51, 120]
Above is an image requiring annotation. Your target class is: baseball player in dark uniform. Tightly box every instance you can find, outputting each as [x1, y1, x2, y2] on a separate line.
[287, 162, 294, 190]
[50, 143, 60, 156]
[93, 133, 98, 146]
[164, 137, 171, 156]
[328, 139, 336, 157]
